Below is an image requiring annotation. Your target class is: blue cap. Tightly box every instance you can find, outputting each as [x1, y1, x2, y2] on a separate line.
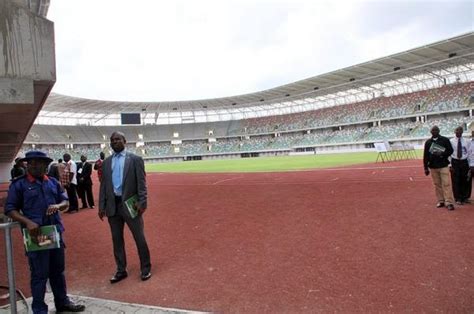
[19, 150, 53, 163]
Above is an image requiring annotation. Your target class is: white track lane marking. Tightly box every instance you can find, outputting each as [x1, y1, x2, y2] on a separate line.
[157, 178, 431, 186]
[316, 165, 419, 172]
[151, 164, 426, 186]
[212, 176, 244, 185]
[147, 164, 420, 176]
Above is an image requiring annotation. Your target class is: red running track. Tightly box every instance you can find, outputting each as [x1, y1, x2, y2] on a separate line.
[1, 160, 473, 313]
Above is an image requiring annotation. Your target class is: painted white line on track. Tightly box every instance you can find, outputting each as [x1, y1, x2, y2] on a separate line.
[212, 176, 243, 185]
[301, 165, 421, 172]
[148, 164, 421, 175]
[157, 178, 432, 186]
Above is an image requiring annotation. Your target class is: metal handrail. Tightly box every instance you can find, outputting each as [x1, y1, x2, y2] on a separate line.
[1, 221, 20, 314]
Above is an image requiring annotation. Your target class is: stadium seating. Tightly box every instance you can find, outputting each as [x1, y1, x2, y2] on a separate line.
[362, 122, 416, 142]
[234, 82, 473, 135]
[21, 82, 474, 160]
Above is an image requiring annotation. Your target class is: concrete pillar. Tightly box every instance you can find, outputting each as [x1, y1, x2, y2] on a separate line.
[0, 0, 55, 183]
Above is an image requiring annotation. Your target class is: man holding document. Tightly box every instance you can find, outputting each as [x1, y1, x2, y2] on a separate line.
[99, 131, 152, 283]
[423, 125, 455, 210]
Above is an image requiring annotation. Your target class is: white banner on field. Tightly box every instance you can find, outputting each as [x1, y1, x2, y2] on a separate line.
[374, 142, 389, 152]
[289, 151, 315, 156]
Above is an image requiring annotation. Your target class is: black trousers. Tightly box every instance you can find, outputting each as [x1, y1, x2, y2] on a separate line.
[451, 159, 470, 202]
[467, 167, 472, 199]
[65, 183, 78, 211]
[77, 181, 94, 207]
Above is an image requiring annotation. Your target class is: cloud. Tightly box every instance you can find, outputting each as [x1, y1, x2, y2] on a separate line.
[48, 0, 473, 102]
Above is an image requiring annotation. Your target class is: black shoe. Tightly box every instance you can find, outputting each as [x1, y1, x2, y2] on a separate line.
[57, 302, 86, 313]
[436, 202, 445, 208]
[447, 204, 455, 211]
[463, 199, 471, 204]
[65, 210, 78, 214]
[110, 271, 128, 283]
[141, 272, 152, 281]
[80, 206, 88, 209]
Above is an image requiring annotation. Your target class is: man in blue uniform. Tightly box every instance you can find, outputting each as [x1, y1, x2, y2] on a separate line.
[4, 151, 85, 314]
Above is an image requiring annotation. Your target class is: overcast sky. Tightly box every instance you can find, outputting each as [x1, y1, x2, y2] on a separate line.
[48, 0, 473, 102]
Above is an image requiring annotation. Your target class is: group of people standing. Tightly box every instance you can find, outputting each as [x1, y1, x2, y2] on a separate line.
[423, 125, 474, 210]
[44, 153, 105, 213]
[5, 133, 150, 313]
[6, 124, 472, 313]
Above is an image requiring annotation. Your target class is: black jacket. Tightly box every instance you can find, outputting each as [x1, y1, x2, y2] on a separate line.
[77, 161, 93, 185]
[423, 135, 453, 169]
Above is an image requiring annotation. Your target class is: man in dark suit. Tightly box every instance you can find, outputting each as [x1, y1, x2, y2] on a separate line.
[98, 132, 151, 283]
[77, 155, 94, 209]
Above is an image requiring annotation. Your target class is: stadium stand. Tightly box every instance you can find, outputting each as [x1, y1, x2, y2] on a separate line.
[235, 82, 473, 135]
[20, 82, 474, 160]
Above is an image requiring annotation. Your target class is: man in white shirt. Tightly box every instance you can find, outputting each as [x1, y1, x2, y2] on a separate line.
[450, 126, 471, 205]
[63, 153, 79, 213]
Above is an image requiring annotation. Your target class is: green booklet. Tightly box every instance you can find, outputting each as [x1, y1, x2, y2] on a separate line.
[22, 225, 60, 252]
[124, 194, 139, 218]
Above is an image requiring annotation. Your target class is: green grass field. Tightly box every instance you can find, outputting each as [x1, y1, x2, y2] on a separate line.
[145, 151, 419, 173]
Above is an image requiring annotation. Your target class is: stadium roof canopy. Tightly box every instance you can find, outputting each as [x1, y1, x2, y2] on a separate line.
[39, 32, 474, 125]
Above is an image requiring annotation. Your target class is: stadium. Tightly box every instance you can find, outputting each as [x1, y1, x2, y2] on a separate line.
[20, 33, 474, 164]
[1, 1, 474, 313]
